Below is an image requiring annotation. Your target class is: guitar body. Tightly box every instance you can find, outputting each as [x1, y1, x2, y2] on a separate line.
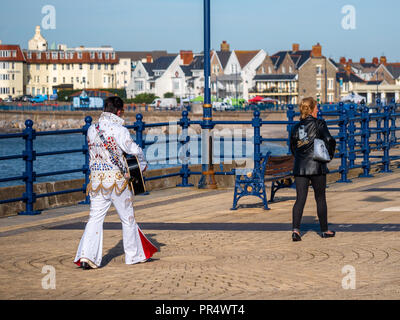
[124, 155, 146, 195]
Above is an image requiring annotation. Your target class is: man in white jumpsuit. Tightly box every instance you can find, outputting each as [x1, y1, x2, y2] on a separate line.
[74, 96, 157, 269]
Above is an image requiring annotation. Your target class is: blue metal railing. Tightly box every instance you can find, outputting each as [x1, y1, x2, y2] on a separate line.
[0, 98, 399, 215]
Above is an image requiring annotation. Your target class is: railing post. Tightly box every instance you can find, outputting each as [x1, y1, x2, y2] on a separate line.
[381, 105, 392, 173]
[337, 102, 351, 183]
[347, 104, 356, 168]
[375, 99, 383, 147]
[80, 116, 92, 205]
[19, 119, 40, 215]
[317, 104, 323, 120]
[390, 98, 397, 148]
[360, 104, 373, 178]
[134, 113, 145, 149]
[252, 110, 262, 173]
[286, 104, 295, 155]
[177, 110, 193, 187]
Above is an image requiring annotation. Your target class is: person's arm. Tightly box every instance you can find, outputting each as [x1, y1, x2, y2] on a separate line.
[289, 125, 297, 156]
[319, 120, 336, 159]
[117, 127, 148, 172]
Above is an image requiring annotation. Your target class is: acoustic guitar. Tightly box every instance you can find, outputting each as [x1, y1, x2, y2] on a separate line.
[124, 155, 146, 195]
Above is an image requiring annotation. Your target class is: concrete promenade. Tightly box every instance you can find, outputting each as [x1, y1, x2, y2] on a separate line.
[1, 167, 400, 300]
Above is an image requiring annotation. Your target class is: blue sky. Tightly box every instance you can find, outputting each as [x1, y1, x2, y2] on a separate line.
[1, 0, 399, 62]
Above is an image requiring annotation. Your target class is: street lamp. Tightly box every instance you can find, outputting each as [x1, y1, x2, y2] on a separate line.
[198, 0, 217, 189]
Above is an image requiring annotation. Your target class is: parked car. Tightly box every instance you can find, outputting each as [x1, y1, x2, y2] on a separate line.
[150, 98, 177, 110]
[213, 102, 233, 111]
[30, 95, 48, 103]
[22, 95, 33, 102]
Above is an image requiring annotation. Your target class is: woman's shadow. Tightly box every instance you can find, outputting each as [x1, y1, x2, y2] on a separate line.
[101, 233, 165, 268]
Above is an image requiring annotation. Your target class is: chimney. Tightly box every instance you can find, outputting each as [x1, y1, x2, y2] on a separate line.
[146, 54, 153, 63]
[180, 50, 193, 65]
[311, 43, 322, 57]
[339, 57, 346, 64]
[0, 40, 2, 45]
[380, 56, 387, 66]
[360, 58, 366, 64]
[345, 63, 351, 76]
[292, 43, 300, 52]
[372, 57, 379, 65]
[220, 40, 230, 52]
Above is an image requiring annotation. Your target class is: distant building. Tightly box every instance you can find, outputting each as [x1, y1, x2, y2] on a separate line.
[0, 42, 26, 99]
[253, 43, 338, 104]
[24, 26, 118, 96]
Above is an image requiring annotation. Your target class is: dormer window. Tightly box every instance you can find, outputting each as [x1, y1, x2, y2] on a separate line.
[37, 52, 41, 59]
[112, 52, 115, 59]
[78, 52, 82, 59]
[27, 52, 32, 59]
[52, 52, 58, 59]
[46, 52, 50, 59]
[90, 52, 95, 59]
[98, 52, 102, 59]
[105, 53, 109, 59]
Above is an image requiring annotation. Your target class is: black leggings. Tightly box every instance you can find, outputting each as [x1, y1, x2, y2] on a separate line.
[292, 175, 328, 232]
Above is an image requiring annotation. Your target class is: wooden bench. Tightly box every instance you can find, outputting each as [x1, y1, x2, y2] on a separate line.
[231, 152, 294, 210]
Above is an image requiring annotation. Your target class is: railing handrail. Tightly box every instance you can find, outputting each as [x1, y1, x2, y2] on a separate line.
[1, 99, 399, 215]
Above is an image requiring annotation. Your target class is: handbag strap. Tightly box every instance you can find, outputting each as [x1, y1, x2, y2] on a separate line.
[95, 123, 127, 177]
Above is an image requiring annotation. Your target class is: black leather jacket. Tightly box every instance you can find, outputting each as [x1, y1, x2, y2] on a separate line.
[290, 115, 336, 176]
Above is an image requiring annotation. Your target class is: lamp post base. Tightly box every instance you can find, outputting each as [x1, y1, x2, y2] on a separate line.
[198, 169, 217, 189]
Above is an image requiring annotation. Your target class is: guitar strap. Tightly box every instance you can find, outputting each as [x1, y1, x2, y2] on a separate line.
[95, 123, 128, 179]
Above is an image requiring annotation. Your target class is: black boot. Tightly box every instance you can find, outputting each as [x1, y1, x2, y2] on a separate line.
[81, 262, 93, 270]
[292, 231, 302, 242]
[321, 230, 336, 238]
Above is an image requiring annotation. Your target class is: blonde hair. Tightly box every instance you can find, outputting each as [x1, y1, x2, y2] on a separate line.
[299, 97, 317, 119]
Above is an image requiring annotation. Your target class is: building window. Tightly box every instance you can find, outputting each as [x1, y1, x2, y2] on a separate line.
[316, 79, 322, 90]
[173, 80, 180, 90]
[63, 77, 65, 83]
[79, 64, 83, 70]
[134, 81, 143, 91]
[289, 66, 293, 73]
[98, 52, 102, 59]
[98, 64, 101, 70]
[316, 65, 322, 75]
[60, 52, 64, 59]
[36, 64, 40, 71]
[282, 66, 286, 73]
[328, 78, 334, 90]
[90, 64, 94, 70]
[78, 52, 82, 59]
[105, 64, 108, 70]
[52, 52, 58, 59]
[53, 77, 57, 83]
[53, 64, 57, 70]
[112, 52, 115, 59]
[268, 66, 272, 74]
[67, 64, 70, 70]
[76, 77, 79, 83]
[37, 52, 41, 59]
[105, 53, 109, 59]
[90, 52, 95, 59]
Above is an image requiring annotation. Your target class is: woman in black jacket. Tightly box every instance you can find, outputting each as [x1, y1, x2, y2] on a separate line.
[290, 97, 336, 241]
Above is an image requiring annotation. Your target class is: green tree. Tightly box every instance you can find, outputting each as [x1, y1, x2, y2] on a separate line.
[163, 92, 174, 98]
[132, 93, 158, 104]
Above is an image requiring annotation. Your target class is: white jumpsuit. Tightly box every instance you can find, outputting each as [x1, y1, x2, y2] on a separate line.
[74, 112, 157, 268]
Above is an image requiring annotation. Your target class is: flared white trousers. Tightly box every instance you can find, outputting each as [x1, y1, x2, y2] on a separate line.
[74, 186, 157, 268]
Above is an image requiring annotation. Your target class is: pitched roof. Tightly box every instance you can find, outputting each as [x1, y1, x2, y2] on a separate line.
[189, 55, 204, 70]
[234, 50, 259, 68]
[271, 50, 311, 70]
[151, 55, 177, 70]
[216, 50, 231, 69]
[0, 44, 26, 62]
[336, 71, 365, 83]
[142, 62, 154, 76]
[385, 64, 400, 79]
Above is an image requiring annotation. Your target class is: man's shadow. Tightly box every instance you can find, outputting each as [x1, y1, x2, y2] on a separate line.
[101, 233, 165, 267]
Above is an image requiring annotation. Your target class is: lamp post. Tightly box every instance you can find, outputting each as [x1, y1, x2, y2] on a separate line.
[198, 0, 217, 189]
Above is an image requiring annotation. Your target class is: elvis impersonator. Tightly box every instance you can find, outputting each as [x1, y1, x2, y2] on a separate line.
[74, 96, 157, 270]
